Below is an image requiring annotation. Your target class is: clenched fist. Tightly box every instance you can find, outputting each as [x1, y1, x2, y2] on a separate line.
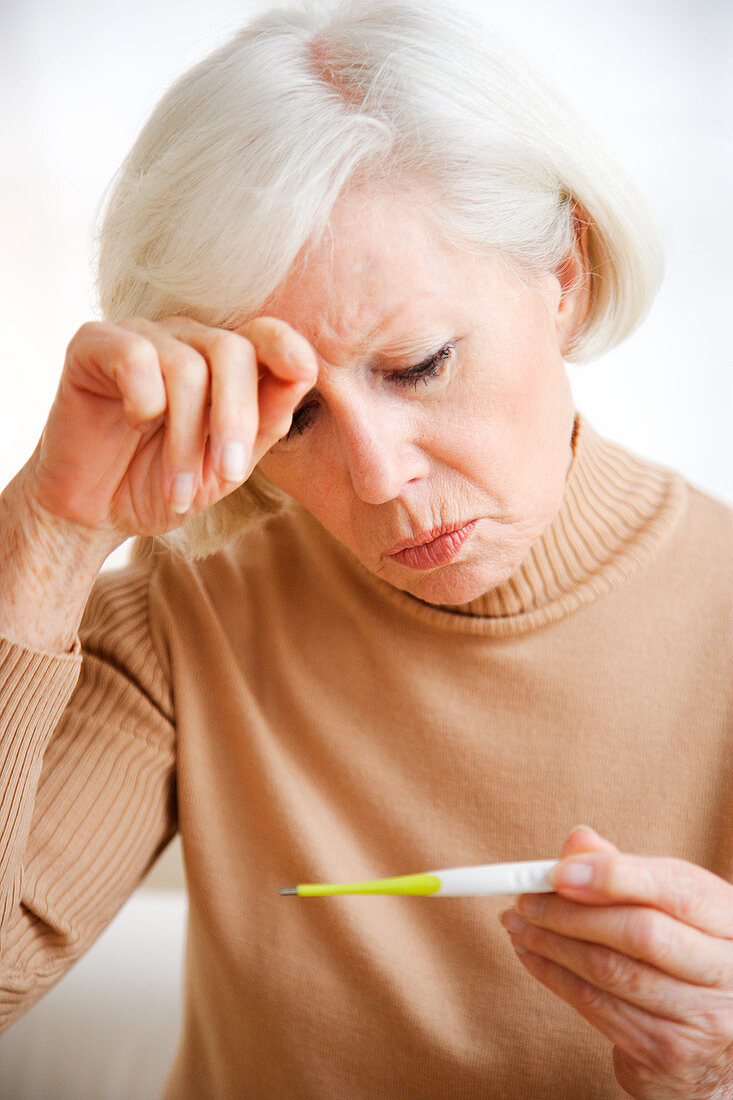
[23, 314, 318, 546]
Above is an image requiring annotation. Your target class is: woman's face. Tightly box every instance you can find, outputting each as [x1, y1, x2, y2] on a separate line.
[258, 185, 586, 606]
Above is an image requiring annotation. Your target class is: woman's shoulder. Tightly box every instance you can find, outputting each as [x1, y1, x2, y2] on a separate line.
[581, 418, 731, 567]
[666, 477, 732, 593]
[596, 430, 732, 630]
[682, 478, 732, 535]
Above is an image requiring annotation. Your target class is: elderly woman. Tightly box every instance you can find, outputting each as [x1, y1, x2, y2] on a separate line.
[0, 1, 731, 1096]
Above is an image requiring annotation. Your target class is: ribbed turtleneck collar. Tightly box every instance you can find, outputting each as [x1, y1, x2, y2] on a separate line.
[445, 411, 669, 617]
[319, 412, 686, 636]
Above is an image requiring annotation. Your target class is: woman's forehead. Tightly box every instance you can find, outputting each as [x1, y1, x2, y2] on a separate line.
[262, 187, 479, 354]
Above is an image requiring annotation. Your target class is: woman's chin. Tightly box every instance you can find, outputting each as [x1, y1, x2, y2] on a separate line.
[381, 557, 519, 607]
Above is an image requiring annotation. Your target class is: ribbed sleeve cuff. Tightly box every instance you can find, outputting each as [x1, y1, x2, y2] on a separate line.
[0, 634, 83, 768]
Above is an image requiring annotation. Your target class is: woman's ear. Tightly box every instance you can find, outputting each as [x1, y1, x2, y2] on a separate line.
[555, 206, 592, 356]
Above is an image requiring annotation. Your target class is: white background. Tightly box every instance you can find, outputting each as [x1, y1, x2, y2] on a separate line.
[1, 0, 731, 578]
[0, 5, 730, 1095]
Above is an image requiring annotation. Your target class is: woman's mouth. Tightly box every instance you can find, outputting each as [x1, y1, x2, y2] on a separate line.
[385, 521, 477, 570]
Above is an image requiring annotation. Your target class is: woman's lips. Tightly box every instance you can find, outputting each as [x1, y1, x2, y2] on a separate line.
[387, 521, 477, 570]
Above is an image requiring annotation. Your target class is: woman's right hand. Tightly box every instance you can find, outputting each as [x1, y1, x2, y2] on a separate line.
[20, 315, 318, 547]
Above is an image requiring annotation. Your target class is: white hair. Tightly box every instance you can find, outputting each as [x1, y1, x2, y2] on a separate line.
[97, 0, 666, 561]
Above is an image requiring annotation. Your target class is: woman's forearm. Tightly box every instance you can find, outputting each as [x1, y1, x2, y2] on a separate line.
[0, 466, 123, 654]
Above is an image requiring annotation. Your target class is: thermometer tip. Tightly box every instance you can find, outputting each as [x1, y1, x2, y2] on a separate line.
[279, 885, 298, 895]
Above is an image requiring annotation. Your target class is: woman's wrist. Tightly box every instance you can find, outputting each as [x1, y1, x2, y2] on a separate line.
[0, 466, 123, 654]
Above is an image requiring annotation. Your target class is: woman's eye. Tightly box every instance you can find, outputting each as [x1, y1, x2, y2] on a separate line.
[276, 343, 455, 446]
[281, 401, 318, 442]
[387, 343, 454, 388]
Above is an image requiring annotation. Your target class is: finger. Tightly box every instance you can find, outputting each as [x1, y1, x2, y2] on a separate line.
[236, 316, 318, 383]
[549, 853, 733, 939]
[151, 315, 318, 485]
[206, 333, 258, 484]
[145, 317, 258, 488]
[502, 914, 728, 1021]
[115, 319, 211, 510]
[120, 319, 210, 514]
[509, 942, 733, 1093]
[508, 947, 675, 1079]
[507, 827, 619, 962]
[253, 370, 317, 456]
[112, 342, 168, 428]
[69, 322, 168, 428]
[612, 1046, 668, 1097]
[510, 893, 731, 988]
[160, 344, 209, 513]
[161, 323, 259, 486]
[560, 825, 619, 861]
[237, 316, 318, 459]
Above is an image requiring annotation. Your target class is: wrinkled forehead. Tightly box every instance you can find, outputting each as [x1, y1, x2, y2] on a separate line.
[261, 184, 476, 360]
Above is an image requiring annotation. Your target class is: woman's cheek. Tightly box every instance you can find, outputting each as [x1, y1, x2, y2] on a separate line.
[264, 437, 346, 522]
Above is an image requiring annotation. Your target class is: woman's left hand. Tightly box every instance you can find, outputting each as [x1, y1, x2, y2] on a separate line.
[499, 827, 733, 1098]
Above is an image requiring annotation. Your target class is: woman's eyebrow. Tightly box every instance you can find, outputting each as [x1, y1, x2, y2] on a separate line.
[290, 327, 457, 408]
[372, 336, 450, 361]
[303, 330, 452, 372]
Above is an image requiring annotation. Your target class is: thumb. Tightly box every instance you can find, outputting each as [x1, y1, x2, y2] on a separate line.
[560, 825, 619, 860]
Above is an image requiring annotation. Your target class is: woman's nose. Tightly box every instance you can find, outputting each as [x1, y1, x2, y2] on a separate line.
[334, 404, 430, 505]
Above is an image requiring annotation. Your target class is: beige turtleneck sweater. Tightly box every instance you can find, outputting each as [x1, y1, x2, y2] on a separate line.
[0, 414, 731, 1098]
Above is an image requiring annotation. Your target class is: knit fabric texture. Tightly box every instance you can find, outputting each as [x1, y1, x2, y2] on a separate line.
[0, 413, 731, 1098]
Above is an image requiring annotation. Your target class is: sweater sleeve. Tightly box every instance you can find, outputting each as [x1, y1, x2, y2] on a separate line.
[0, 561, 177, 1032]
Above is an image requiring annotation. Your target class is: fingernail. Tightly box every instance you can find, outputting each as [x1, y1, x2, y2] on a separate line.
[517, 894, 545, 919]
[570, 824, 598, 837]
[555, 861, 594, 888]
[171, 472, 194, 514]
[500, 910, 526, 934]
[287, 350, 316, 378]
[221, 441, 247, 482]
